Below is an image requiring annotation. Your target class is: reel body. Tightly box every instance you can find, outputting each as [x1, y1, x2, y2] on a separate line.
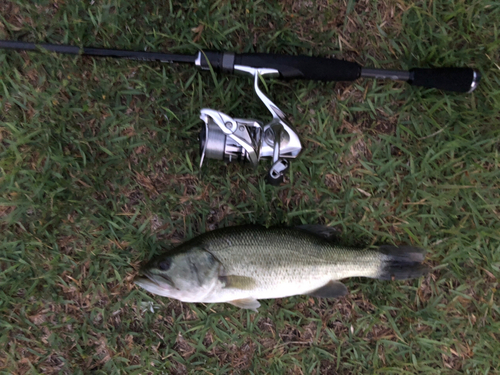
[199, 66, 302, 184]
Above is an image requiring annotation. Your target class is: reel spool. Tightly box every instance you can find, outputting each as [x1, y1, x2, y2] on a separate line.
[199, 67, 302, 185]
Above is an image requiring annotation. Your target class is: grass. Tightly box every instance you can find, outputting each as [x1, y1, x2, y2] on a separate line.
[0, 0, 499, 373]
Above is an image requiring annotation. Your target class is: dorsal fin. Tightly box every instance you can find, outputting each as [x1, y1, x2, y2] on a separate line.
[296, 224, 339, 240]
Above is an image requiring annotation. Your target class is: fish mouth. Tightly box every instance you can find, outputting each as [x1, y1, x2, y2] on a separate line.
[134, 270, 174, 288]
[134, 271, 176, 297]
[144, 271, 161, 286]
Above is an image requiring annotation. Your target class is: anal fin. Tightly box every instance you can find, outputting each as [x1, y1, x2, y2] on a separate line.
[227, 298, 261, 312]
[307, 280, 348, 298]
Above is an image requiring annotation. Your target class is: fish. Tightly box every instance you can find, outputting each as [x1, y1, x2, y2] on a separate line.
[134, 225, 429, 311]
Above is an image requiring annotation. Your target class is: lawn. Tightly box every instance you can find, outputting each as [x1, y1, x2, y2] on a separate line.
[0, 0, 499, 374]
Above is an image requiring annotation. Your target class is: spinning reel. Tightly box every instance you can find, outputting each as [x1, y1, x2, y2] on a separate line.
[199, 66, 302, 185]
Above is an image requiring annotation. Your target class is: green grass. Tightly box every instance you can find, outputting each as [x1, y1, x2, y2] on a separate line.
[1, 0, 499, 373]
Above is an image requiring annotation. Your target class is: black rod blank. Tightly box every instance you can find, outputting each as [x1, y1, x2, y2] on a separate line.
[0, 40, 196, 63]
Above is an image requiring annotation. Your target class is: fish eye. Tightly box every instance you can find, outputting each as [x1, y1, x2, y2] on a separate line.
[158, 259, 171, 271]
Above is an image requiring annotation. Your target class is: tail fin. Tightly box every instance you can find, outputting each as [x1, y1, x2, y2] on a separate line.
[377, 245, 430, 280]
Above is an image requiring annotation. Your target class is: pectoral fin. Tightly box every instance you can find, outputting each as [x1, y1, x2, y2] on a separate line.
[307, 280, 348, 298]
[227, 298, 261, 312]
[219, 274, 256, 290]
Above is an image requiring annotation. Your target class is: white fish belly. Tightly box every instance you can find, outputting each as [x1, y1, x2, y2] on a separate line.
[202, 261, 382, 303]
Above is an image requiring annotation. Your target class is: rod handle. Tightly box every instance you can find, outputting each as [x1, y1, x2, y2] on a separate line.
[234, 53, 362, 82]
[199, 52, 362, 82]
[409, 67, 480, 93]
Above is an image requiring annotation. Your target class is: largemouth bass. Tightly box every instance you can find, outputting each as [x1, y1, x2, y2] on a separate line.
[134, 225, 429, 311]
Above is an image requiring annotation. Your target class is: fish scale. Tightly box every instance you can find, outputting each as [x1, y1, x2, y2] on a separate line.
[184, 226, 386, 300]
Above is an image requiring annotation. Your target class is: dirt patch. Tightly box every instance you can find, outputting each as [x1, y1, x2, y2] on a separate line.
[338, 119, 372, 166]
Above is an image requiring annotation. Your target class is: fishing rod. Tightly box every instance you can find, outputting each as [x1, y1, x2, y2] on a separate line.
[0, 40, 481, 184]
